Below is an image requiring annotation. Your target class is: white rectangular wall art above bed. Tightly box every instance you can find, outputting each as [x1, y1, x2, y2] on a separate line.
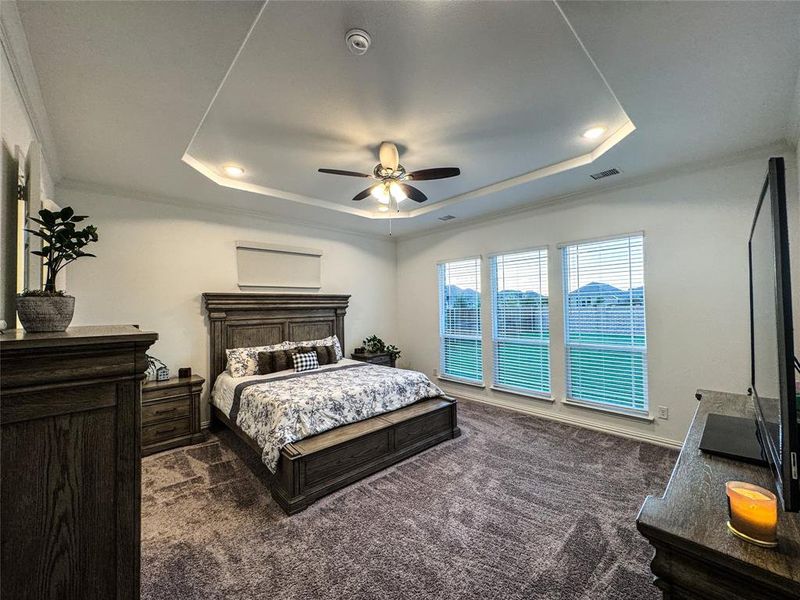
[235, 240, 322, 289]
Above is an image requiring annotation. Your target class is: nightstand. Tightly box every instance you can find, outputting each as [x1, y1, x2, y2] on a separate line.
[350, 352, 396, 368]
[141, 375, 205, 456]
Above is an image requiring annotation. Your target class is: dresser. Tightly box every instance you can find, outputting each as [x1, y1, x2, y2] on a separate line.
[637, 390, 800, 599]
[0, 325, 157, 600]
[142, 375, 205, 456]
[350, 351, 396, 368]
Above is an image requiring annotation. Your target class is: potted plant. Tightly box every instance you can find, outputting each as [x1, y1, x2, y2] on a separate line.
[16, 206, 98, 332]
[362, 335, 402, 367]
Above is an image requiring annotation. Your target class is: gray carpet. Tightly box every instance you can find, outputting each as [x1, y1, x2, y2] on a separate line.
[141, 400, 677, 600]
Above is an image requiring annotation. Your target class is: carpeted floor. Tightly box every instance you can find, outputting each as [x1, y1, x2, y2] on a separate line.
[141, 399, 677, 600]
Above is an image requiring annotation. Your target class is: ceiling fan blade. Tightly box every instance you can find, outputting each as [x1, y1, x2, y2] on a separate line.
[406, 167, 461, 181]
[378, 141, 400, 171]
[352, 186, 375, 201]
[398, 183, 427, 203]
[318, 168, 371, 178]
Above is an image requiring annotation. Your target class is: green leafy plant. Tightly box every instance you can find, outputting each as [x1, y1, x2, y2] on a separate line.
[385, 344, 401, 361]
[363, 335, 402, 361]
[21, 207, 98, 295]
[363, 335, 386, 353]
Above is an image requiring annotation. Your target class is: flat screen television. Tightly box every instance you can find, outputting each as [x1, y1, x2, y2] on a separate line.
[748, 156, 798, 512]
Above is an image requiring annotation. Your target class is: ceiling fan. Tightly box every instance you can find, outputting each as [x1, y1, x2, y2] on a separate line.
[318, 141, 460, 205]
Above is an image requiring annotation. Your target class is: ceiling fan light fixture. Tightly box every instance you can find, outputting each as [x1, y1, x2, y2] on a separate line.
[371, 183, 390, 204]
[377, 205, 389, 212]
[389, 181, 407, 202]
[582, 126, 606, 140]
[223, 164, 245, 177]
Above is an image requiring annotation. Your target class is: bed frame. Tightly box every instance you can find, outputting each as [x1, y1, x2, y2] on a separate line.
[203, 293, 460, 514]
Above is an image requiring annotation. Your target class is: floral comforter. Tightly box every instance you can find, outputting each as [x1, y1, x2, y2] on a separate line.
[228, 363, 443, 472]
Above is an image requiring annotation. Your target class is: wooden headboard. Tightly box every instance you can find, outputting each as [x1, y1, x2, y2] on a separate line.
[202, 293, 350, 388]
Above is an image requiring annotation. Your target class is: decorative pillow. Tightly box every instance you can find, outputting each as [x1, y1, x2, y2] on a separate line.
[312, 346, 328, 366]
[257, 349, 295, 375]
[298, 335, 342, 361]
[323, 344, 338, 364]
[292, 351, 319, 373]
[226, 341, 294, 377]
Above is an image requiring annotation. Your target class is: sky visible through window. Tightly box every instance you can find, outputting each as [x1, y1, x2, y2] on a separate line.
[566, 237, 643, 292]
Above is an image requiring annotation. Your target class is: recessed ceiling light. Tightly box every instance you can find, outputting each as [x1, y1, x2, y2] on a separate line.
[223, 165, 245, 177]
[582, 127, 606, 140]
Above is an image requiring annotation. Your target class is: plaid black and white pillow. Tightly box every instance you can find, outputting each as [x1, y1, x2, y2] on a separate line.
[292, 351, 319, 373]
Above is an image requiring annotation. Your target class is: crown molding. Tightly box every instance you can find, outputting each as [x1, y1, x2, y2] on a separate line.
[395, 140, 794, 242]
[58, 140, 792, 247]
[0, 1, 61, 181]
[55, 178, 394, 243]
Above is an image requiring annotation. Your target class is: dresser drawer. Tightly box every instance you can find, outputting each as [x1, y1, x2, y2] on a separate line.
[142, 417, 191, 446]
[142, 396, 191, 425]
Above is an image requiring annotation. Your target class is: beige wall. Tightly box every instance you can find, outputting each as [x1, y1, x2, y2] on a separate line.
[61, 186, 398, 421]
[396, 149, 799, 446]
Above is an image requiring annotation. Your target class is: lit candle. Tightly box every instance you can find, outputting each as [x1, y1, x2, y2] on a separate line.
[725, 481, 778, 548]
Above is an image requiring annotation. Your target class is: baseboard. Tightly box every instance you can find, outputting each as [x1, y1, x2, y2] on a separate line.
[443, 385, 684, 450]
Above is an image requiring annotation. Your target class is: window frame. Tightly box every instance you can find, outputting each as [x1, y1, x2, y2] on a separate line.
[489, 246, 552, 400]
[560, 232, 649, 416]
[437, 256, 484, 386]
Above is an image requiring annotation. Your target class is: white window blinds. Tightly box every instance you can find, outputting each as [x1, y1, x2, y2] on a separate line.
[562, 234, 648, 412]
[490, 248, 550, 396]
[438, 258, 483, 383]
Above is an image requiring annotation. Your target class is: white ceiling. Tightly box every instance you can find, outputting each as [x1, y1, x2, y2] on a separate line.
[184, 1, 632, 219]
[17, 1, 800, 238]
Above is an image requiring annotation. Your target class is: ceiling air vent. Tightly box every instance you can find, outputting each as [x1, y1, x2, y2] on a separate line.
[590, 168, 621, 180]
[438, 215, 456, 221]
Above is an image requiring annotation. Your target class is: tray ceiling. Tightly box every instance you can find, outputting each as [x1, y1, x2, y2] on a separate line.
[183, 1, 634, 219]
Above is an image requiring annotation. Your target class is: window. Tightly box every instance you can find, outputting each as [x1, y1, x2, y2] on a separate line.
[438, 258, 483, 383]
[562, 234, 647, 412]
[490, 248, 550, 397]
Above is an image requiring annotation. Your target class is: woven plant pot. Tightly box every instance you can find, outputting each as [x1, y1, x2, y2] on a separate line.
[16, 295, 75, 332]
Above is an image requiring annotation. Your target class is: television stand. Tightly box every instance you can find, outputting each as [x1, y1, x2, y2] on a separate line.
[637, 389, 800, 599]
[699, 413, 768, 466]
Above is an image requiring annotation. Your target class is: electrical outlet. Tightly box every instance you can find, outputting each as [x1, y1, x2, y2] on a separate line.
[657, 406, 669, 420]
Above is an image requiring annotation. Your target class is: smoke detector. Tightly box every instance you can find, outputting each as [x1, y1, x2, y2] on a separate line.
[345, 29, 371, 55]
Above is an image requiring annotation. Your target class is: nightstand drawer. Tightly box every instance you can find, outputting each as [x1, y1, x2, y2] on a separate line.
[142, 417, 191, 446]
[142, 396, 191, 425]
[143, 385, 192, 402]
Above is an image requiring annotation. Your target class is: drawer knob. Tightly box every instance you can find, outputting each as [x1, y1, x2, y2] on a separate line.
[157, 426, 177, 434]
[154, 407, 177, 415]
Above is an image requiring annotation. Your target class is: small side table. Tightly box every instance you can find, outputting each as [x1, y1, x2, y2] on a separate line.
[142, 375, 205, 456]
[350, 352, 396, 368]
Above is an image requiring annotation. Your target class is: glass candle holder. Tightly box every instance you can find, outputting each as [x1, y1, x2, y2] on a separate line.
[725, 481, 778, 548]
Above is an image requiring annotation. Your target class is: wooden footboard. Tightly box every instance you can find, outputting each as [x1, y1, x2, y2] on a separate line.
[212, 397, 460, 514]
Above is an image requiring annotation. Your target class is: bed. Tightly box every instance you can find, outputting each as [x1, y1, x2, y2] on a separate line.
[203, 293, 460, 514]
